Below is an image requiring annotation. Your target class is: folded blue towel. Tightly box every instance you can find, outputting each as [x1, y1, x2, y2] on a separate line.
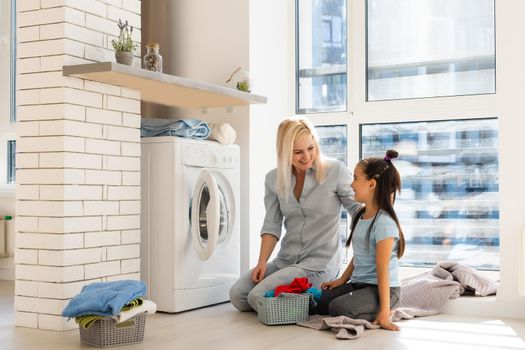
[141, 118, 211, 139]
[62, 280, 146, 318]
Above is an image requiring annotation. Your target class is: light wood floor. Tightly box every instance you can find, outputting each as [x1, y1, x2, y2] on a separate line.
[2, 280, 525, 350]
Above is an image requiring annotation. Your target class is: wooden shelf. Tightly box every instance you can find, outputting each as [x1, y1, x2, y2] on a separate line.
[63, 62, 267, 109]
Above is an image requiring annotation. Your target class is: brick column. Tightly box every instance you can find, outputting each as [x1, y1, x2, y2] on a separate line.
[15, 0, 141, 331]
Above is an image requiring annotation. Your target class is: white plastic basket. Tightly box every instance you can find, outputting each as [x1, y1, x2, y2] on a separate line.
[257, 293, 310, 325]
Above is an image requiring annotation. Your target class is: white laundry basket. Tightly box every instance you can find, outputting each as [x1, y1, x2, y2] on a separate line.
[257, 293, 310, 325]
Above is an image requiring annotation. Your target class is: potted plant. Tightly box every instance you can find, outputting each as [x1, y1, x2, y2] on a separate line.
[111, 19, 137, 65]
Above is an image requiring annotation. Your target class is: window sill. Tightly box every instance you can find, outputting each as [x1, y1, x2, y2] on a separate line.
[398, 267, 523, 318]
[400, 266, 500, 282]
[442, 295, 525, 319]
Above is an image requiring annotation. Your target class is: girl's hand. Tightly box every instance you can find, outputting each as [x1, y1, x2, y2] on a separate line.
[321, 277, 345, 290]
[373, 310, 399, 331]
[251, 262, 267, 283]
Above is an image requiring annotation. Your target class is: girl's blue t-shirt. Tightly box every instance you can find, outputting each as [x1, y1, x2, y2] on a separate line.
[350, 211, 400, 287]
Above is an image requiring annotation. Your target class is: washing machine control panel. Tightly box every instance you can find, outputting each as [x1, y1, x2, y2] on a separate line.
[181, 144, 238, 169]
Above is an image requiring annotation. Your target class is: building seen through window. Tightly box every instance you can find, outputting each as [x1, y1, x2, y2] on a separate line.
[361, 118, 499, 270]
[297, 0, 347, 113]
[367, 0, 495, 101]
[7, 140, 15, 184]
[316, 125, 349, 265]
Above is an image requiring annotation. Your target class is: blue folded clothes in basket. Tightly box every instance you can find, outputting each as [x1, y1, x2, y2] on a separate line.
[141, 118, 211, 139]
[62, 280, 147, 318]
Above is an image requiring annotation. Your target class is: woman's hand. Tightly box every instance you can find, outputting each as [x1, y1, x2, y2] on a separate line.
[373, 310, 399, 331]
[251, 262, 267, 283]
[252, 234, 278, 284]
[321, 277, 345, 290]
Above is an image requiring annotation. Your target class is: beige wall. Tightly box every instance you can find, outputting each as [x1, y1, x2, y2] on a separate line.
[143, 0, 250, 271]
[494, 0, 525, 303]
[247, 0, 295, 269]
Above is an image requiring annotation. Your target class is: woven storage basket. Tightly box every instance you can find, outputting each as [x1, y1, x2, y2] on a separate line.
[79, 313, 146, 348]
[257, 293, 310, 325]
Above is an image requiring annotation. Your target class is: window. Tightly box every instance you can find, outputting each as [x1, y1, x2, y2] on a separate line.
[0, 0, 16, 188]
[317, 124, 347, 162]
[361, 118, 499, 270]
[316, 125, 348, 264]
[1, 0, 15, 120]
[295, 0, 499, 274]
[7, 140, 15, 184]
[367, 0, 495, 101]
[297, 0, 347, 113]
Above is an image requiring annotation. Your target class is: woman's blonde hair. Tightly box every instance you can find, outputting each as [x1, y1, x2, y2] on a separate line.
[276, 117, 327, 197]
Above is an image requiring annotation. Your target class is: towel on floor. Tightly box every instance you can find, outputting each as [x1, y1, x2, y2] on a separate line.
[392, 261, 497, 321]
[208, 122, 236, 145]
[141, 118, 211, 139]
[62, 280, 147, 318]
[298, 314, 379, 340]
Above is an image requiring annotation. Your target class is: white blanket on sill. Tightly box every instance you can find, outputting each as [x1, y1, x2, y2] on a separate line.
[391, 261, 498, 321]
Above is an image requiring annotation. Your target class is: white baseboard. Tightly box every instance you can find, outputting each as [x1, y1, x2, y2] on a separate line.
[442, 296, 525, 319]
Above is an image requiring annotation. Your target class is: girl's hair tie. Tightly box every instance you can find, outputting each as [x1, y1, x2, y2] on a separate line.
[384, 156, 391, 162]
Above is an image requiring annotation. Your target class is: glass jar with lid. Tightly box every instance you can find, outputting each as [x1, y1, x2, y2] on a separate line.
[143, 42, 163, 72]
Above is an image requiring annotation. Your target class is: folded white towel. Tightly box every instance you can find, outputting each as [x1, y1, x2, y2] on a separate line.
[208, 122, 236, 145]
[112, 299, 157, 324]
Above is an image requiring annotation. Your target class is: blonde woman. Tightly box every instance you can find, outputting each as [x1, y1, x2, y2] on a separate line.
[229, 117, 361, 312]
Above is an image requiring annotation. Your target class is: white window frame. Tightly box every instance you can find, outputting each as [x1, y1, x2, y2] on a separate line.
[0, 0, 16, 194]
[299, 0, 499, 281]
[0, 134, 16, 193]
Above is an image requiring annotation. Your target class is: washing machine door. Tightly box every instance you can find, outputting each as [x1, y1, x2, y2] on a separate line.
[191, 170, 221, 260]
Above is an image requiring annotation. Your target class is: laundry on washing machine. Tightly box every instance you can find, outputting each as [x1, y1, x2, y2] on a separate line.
[140, 118, 211, 139]
[208, 122, 237, 145]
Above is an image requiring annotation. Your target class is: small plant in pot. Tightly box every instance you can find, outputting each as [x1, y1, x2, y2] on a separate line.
[111, 19, 137, 65]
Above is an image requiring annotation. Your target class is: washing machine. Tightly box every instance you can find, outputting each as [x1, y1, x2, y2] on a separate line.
[141, 136, 240, 312]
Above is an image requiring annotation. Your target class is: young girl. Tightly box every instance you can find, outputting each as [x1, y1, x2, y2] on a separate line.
[312, 149, 405, 331]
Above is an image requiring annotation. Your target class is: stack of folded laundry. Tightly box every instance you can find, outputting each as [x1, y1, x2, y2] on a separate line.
[140, 118, 237, 145]
[62, 280, 157, 329]
[140, 118, 211, 139]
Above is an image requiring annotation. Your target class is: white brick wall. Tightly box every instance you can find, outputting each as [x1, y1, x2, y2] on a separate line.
[16, 0, 141, 331]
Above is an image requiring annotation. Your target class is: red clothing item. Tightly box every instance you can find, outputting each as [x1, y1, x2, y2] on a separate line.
[273, 277, 312, 297]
